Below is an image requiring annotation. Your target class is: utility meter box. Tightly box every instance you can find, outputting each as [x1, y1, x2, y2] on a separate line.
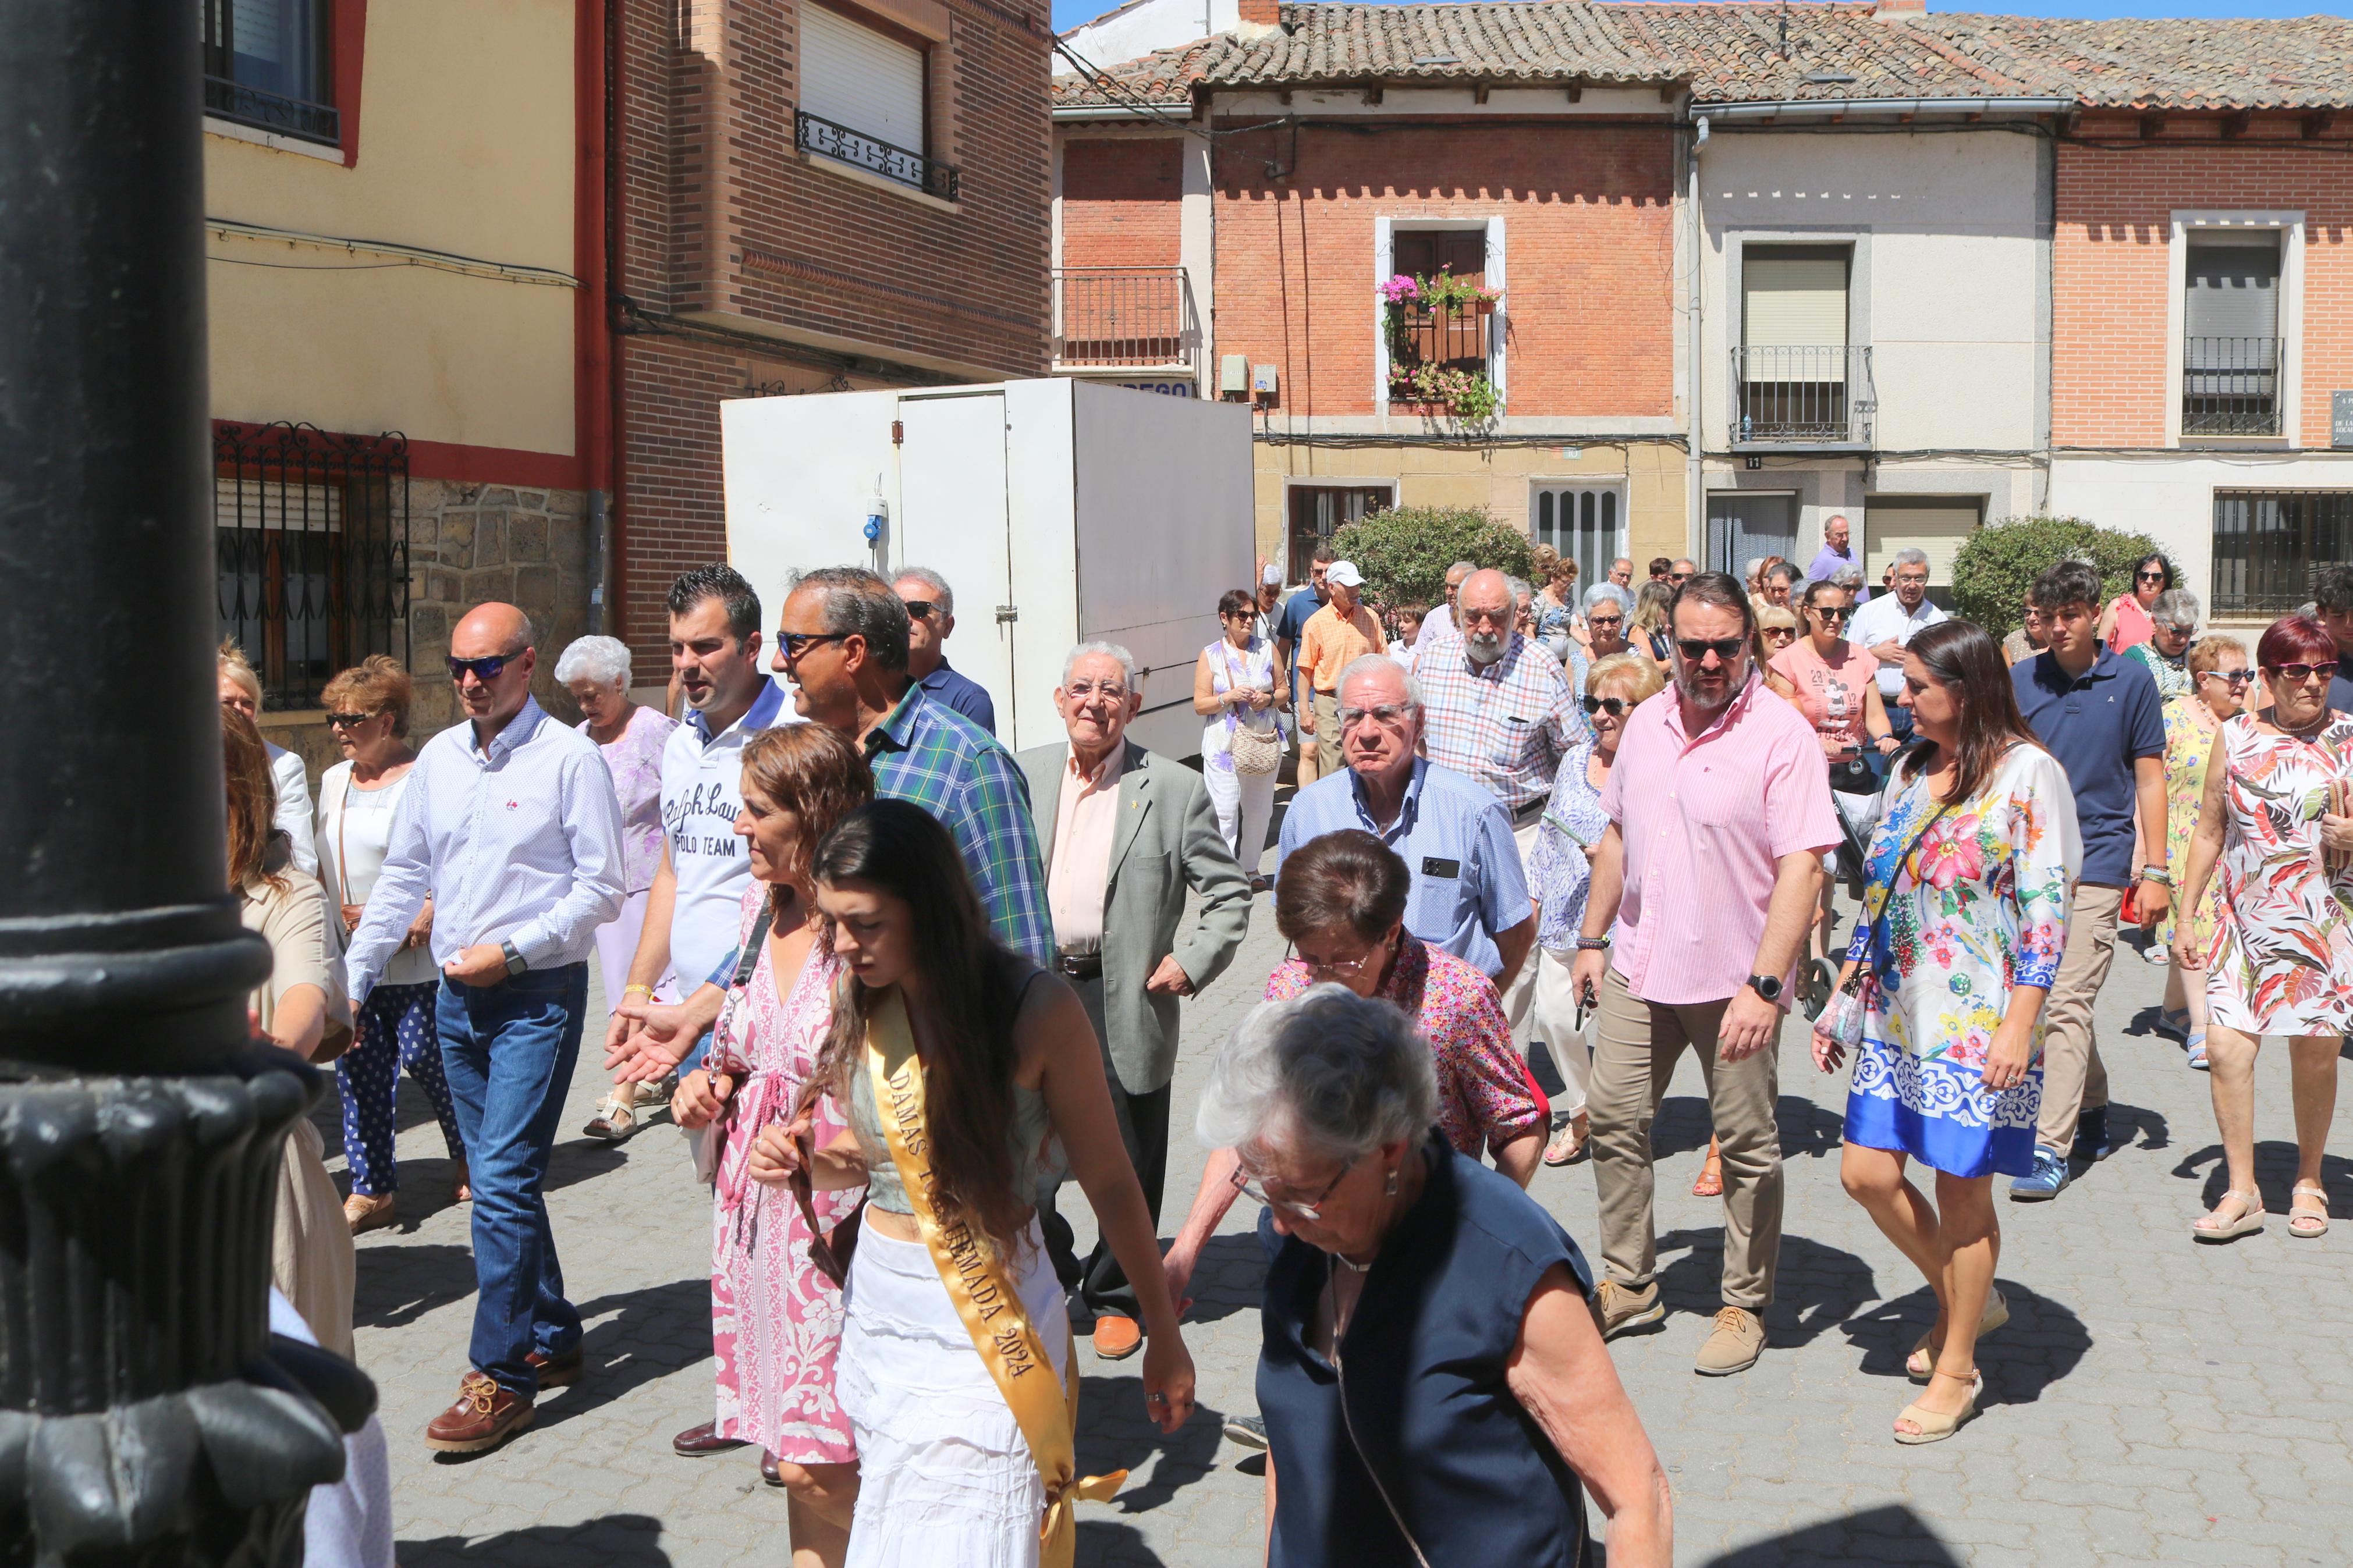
[722, 379, 1257, 758]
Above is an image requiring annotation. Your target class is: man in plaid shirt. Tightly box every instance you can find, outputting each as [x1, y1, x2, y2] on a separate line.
[774, 566, 1054, 963]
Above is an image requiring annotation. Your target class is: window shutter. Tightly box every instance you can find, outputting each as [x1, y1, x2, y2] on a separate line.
[2185, 234, 2281, 342]
[801, 6, 927, 156]
[1864, 499, 1979, 589]
[1743, 249, 1849, 350]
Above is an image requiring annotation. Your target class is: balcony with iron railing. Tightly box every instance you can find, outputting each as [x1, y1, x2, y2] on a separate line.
[1731, 345, 1876, 448]
[1053, 268, 1197, 369]
[796, 110, 959, 201]
[2183, 337, 2284, 437]
[202, 76, 339, 145]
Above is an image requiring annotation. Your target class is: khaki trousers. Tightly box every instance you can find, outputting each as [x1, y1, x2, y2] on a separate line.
[1499, 817, 1543, 1034]
[1589, 966, 1784, 1311]
[1312, 689, 1343, 776]
[2034, 883, 2122, 1154]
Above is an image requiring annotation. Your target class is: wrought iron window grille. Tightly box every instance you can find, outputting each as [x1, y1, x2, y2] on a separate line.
[202, 75, 339, 145]
[215, 421, 410, 711]
[2182, 337, 2284, 437]
[2211, 490, 2352, 617]
[1731, 345, 1876, 446]
[796, 110, 959, 201]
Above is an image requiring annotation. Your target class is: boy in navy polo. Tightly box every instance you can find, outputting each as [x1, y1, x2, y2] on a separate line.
[2008, 560, 2170, 1200]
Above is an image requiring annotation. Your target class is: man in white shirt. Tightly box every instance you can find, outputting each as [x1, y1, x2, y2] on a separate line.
[343, 601, 624, 1456]
[1845, 547, 1946, 742]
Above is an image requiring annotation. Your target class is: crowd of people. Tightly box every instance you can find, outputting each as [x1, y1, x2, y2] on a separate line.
[217, 532, 2353, 1567]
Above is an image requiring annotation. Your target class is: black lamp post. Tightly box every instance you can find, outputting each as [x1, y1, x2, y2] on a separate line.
[0, 2, 371, 1561]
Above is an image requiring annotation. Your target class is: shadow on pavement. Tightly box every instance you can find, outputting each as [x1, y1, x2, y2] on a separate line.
[1077, 1519, 1169, 1567]
[1176, 1231, 1269, 1327]
[1655, 1228, 1876, 1350]
[2103, 1097, 2170, 1154]
[1837, 1277, 2089, 1405]
[1698, 1503, 1962, 1566]
[1076, 1371, 1226, 1513]
[354, 1242, 477, 1331]
[533, 1276, 714, 1432]
[397, 1512, 672, 1566]
[2175, 1139, 2353, 1218]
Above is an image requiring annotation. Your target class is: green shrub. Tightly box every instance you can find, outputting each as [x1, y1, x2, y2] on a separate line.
[1332, 506, 1533, 608]
[1950, 515, 2166, 639]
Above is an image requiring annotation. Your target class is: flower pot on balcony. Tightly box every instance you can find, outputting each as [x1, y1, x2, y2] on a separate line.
[1472, 298, 1497, 315]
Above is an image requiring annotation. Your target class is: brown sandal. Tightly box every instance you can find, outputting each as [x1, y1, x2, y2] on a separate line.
[343, 1191, 398, 1235]
[1691, 1137, 1723, 1199]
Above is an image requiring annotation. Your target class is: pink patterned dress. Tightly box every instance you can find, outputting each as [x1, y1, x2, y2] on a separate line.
[2205, 713, 2353, 1036]
[707, 887, 861, 1462]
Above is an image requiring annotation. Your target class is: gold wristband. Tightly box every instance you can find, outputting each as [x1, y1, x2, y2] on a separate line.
[622, 983, 655, 998]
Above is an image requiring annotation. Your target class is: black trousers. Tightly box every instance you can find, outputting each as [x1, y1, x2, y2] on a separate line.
[1037, 975, 1172, 1322]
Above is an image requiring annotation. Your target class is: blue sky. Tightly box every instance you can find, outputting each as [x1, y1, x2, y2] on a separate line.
[1055, 0, 2351, 32]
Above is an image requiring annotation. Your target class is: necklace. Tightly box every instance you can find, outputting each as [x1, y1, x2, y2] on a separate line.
[1334, 1252, 1374, 1274]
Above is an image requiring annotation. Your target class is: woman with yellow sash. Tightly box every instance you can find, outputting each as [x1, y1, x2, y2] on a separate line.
[753, 799, 1195, 1567]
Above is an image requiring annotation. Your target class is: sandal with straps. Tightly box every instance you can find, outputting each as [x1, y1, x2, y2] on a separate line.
[1894, 1371, 1981, 1446]
[2192, 1189, 2266, 1243]
[2290, 1182, 2330, 1240]
[1907, 1289, 2009, 1382]
[1543, 1112, 1589, 1168]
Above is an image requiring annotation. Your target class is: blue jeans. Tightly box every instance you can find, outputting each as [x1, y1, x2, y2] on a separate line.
[1886, 702, 1916, 744]
[436, 963, 588, 1398]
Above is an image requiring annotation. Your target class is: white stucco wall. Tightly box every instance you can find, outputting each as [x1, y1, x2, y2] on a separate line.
[1697, 126, 2046, 457]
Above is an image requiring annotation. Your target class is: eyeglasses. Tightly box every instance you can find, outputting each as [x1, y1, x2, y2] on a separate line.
[1298, 944, 1385, 983]
[902, 599, 939, 620]
[325, 711, 381, 728]
[1063, 680, 1131, 701]
[1230, 1155, 1356, 1221]
[1338, 703, 1413, 730]
[1809, 606, 1850, 623]
[775, 631, 850, 664]
[1894, 572, 1930, 586]
[446, 654, 514, 683]
[2266, 660, 2341, 684]
[1674, 637, 1747, 663]
[1581, 695, 1628, 717]
[2201, 669, 2255, 688]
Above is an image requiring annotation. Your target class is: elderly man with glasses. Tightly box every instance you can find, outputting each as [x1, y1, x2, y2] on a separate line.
[1847, 547, 1947, 741]
[343, 600, 626, 1453]
[1019, 641, 1251, 1361]
[892, 563, 996, 735]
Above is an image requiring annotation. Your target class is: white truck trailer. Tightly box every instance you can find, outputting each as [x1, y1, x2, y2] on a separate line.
[721, 378, 1255, 759]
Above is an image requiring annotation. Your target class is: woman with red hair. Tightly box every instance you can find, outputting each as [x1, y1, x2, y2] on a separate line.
[2175, 613, 2353, 1243]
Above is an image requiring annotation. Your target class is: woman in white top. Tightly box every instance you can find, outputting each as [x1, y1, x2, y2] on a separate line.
[316, 657, 466, 1235]
[1194, 588, 1286, 891]
[217, 641, 319, 877]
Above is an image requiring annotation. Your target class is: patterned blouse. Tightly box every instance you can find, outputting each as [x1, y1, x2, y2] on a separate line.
[1527, 729, 1610, 951]
[1265, 937, 1545, 1159]
[581, 703, 676, 895]
[2126, 641, 2194, 703]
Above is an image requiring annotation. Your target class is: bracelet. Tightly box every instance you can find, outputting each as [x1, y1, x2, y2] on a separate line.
[622, 983, 654, 999]
[2138, 867, 2173, 887]
[1575, 935, 1612, 952]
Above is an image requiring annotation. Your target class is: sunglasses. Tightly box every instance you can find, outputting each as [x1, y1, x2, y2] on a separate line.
[1587, 616, 1625, 631]
[1810, 606, 1851, 623]
[1761, 627, 1797, 641]
[1675, 637, 1747, 663]
[446, 654, 513, 682]
[2201, 669, 2254, 688]
[1581, 695, 1628, 716]
[2135, 571, 2167, 583]
[776, 630, 850, 663]
[1668, 573, 1691, 584]
[902, 599, 940, 620]
[2266, 660, 2341, 683]
[325, 711, 381, 728]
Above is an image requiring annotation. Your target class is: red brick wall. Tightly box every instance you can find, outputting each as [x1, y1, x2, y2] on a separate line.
[1206, 119, 1678, 418]
[1061, 137, 1183, 269]
[2055, 118, 2353, 448]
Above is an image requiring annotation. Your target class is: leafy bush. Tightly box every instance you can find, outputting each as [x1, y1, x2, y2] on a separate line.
[1950, 515, 2165, 639]
[1332, 506, 1534, 609]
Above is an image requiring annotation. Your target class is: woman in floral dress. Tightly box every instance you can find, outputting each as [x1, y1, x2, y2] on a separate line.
[2155, 635, 2250, 1068]
[2175, 614, 2353, 1245]
[668, 725, 872, 1564]
[1814, 621, 2079, 1446]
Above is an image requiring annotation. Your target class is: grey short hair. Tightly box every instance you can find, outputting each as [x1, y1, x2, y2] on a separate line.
[1505, 575, 1533, 605]
[1337, 653, 1420, 711]
[2152, 588, 2201, 630]
[1062, 640, 1138, 688]
[1830, 564, 1865, 589]
[1582, 582, 1632, 616]
[892, 564, 954, 618]
[553, 635, 632, 688]
[787, 566, 910, 671]
[1891, 547, 1930, 571]
[1743, 556, 1766, 581]
[1195, 986, 1439, 1165]
[1447, 559, 1477, 577]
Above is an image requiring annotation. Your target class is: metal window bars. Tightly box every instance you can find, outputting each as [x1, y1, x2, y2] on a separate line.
[2183, 337, 2284, 437]
[215, 421, 410, 710]
[1386, 302, 1492, 391]
[201, 76, 339, 145]
[1732, 345, 1875, 446]
[796, 110, 959, 201]
[1052, 269, 1195, 367]
[2211, 490, 2353, 617]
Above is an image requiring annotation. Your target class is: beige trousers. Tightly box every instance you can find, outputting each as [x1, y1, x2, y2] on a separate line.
[1589, 966, 1784, 1310]
[1499, 817, 1543, 1034]
[1312, 690, 1343, 776]
[2034, 884, 2123, 1154]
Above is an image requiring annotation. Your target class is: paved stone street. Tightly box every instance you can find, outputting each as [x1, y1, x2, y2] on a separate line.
[341, 861, 2353, 1567]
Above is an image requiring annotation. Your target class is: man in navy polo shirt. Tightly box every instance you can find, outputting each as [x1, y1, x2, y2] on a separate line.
[2313, 564, 2353, 716]
[2008, 559, 2170, 1200]
[893, 565, 997, 735]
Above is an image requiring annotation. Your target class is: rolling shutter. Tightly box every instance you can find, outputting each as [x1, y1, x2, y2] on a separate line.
[1865, 497, 1980, 592]
[1744, 246, 1850, 385]
[2185, 233, 2282, 342]
[801, 5, 927, 156]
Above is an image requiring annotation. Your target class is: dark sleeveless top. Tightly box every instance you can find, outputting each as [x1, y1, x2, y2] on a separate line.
[1257, 1129, 1597, 1567]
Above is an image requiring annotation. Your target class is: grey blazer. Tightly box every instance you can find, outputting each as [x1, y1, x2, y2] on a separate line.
[1018, 738, 1252, 1094]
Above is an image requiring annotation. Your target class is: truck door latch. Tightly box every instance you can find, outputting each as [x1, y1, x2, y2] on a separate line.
[995, 605, 1019, 624]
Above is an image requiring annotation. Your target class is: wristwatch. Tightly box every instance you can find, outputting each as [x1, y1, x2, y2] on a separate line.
[501, 940, 528, 979]
[1747, 972, 1784, 1003]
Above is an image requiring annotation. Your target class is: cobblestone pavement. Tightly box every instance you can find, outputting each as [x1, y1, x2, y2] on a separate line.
[342, 865, 2353, 1567]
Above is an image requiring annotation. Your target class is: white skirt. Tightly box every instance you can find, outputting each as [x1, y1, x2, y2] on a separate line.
[838, 1219, 1069, 1568]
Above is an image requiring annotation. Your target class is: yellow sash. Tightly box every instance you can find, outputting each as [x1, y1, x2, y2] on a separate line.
[862, 991, 1124, 1568]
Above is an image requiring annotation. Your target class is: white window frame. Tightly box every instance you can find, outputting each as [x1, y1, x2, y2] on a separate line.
[2168, 210, 2304, 448]
[1372, 216, 1506, 420]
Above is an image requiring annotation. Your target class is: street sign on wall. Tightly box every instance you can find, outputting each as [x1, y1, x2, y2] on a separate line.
[2333, 390, 2353, 447]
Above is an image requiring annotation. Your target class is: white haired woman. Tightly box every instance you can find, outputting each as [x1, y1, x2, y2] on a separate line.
[1205, 986, 1671, 1566]
[557, 634, 680, 1140]
[2125, 588, 2200, 703]
[217, 641, 320, 877]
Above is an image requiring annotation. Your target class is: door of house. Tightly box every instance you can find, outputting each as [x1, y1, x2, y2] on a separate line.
[895, 391, 1019, 735]
[1534, 484, 1623, 595]
[1706, 493, 1798, 578]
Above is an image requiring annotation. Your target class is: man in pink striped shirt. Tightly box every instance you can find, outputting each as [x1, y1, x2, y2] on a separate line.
[1571, 571, 1839, 1377]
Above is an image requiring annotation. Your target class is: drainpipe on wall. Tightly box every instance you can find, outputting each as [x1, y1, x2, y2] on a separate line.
[1687, 113, 1708, 563]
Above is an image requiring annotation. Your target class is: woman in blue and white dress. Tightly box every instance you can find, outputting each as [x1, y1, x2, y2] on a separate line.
[1812, 620, 2079, 1446]
[1194, 588, 1286, 888]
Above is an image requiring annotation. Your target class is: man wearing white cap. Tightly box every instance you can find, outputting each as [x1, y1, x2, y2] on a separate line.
[1295, 559, 1387, 776]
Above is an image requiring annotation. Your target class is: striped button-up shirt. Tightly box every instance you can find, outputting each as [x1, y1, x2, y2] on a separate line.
[1598, 675, 1839, 1006]
[1415, 632, 1585, 814]
[341, 696, 625, 1005]
[864, 684, 1055, 964]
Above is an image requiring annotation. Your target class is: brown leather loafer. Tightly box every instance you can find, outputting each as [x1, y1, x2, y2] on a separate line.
[1091, 1314, 1143, 1361]
[673, 1420, 750, 1457]
[526, 1346, 583, 1389]
[424, 1372, 533, 1454]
